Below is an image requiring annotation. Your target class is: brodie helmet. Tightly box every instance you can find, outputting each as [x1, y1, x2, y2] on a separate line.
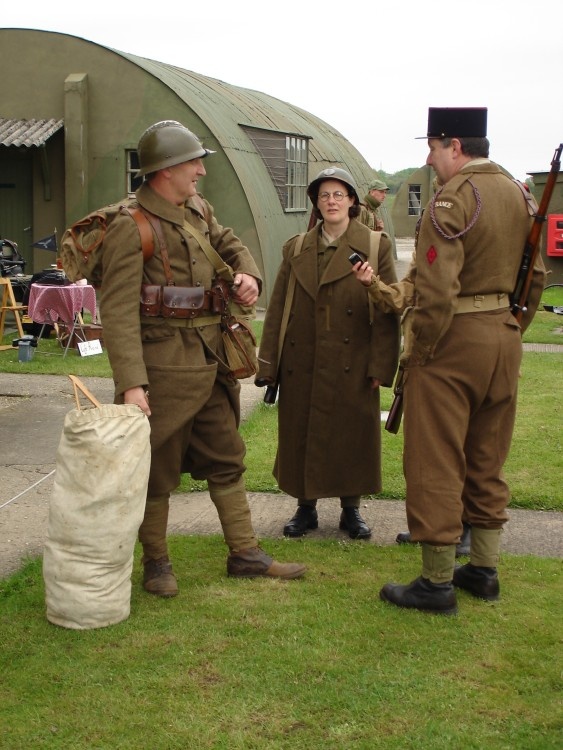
[307, 167, 360, 205]
[137, 120, 215, 177]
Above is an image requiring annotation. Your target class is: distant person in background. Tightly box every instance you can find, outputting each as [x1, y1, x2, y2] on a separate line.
[359, 178, 397, 259]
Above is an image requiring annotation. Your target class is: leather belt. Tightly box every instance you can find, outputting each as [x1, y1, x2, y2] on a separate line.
[455, 293, 509, 314]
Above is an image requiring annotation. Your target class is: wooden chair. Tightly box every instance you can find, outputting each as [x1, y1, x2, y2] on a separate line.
[0, 277, 28, 346]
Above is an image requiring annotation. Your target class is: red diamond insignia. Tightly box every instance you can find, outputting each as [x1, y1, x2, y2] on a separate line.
[426, 246, 437, 265]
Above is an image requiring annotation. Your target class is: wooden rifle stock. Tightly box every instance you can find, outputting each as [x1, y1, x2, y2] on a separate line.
[385, 368, 404, 434]
[511, 144, 562, 322]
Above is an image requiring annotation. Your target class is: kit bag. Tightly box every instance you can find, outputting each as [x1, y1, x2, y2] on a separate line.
[60, 202, 156, 287]
[43, 376, 151, 630]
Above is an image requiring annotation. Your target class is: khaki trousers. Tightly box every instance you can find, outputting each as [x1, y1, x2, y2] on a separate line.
[403, 309, 522, 545]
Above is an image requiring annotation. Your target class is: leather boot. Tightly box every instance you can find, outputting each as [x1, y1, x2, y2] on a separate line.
[227, 547, 306, 579]
[453, 563, 500, 601]
[380, 543, 458, 615]
[380, 576, 458, 615]
[142, 556, 178, 598]
[395, 522, 472, 557]
[456, 522, 471, 556]
[283, 505, 318, 537]
[339, 507, 372, 539]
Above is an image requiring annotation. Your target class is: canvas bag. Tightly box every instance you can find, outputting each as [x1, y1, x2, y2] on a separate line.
[43, 376, 151, 630]
[181, 219, 258, 379]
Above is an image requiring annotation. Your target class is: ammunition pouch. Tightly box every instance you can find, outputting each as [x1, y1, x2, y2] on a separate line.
[140, 283, 227, 319]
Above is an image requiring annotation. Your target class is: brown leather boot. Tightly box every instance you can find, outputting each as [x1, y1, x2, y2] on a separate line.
[227, 547, 306, 579]
[142, 556, 178, 598]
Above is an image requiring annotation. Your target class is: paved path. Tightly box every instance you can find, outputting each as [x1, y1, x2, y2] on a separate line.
[1, 368, 562, 581]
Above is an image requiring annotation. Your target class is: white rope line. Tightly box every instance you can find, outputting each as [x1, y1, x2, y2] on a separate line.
[0, 469, 55, 510]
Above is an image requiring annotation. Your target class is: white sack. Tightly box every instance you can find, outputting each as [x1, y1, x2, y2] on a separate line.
[43, 403, 150, 629]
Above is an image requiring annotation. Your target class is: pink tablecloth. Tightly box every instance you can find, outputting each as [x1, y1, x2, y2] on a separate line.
[28, 284, 97, 324]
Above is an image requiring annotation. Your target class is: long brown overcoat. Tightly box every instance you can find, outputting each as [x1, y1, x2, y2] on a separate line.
[257, 219, 400, 499]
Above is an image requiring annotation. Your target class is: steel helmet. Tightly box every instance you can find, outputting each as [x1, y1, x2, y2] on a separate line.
[137, 120, 215, 177]
[307, 167, 359, 204]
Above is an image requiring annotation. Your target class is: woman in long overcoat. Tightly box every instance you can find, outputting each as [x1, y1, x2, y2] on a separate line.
[256, 167, 400, 539]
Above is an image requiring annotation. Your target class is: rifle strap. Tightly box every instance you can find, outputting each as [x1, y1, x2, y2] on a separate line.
[511, 179, 538, 216]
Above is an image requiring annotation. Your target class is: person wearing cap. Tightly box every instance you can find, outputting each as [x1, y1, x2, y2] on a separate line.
[359, 178, 397, 260]
[99, 120, 306, 597]
[255, 167, 400, 539]
[371, 107, 545, 615]
[360, 178, 389, 232]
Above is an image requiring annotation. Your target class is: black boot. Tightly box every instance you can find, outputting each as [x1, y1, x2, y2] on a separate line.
[456, 522, 471, 557]
[380, 576, 458, 615]
[395, 530, 416, 545]
[283, 506, 318, 537]
[395, 523, 472, 557]
[339, 507, 372, 539]
[453, 563, 499, 601]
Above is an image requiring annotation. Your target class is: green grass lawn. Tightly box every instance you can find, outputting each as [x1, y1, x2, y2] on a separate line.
[1, 303, 562, 749]
[1, 541, 562, 750]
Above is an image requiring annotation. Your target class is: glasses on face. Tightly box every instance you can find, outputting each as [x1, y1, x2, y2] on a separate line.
[318, 191, 350, 202]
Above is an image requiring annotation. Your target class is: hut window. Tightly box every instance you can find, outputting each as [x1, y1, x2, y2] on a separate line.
[408, 184, 422, 216]
[241, 125, 309, 212]
[286, 136, 308, 212]
[127, 150, 143, 195]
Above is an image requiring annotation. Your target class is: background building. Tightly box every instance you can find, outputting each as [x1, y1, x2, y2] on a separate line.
[1, 28, 378, 303]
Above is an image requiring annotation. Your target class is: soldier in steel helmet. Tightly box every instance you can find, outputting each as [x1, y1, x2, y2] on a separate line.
[363, 107, 546, 615]
[99, 121, 306, 597]
[255, 167, 400, 539]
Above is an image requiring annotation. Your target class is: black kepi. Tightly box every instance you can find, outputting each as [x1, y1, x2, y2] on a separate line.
[419, 107, 488, 138]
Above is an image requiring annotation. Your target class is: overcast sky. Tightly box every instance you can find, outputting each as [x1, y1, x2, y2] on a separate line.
[4, 0, 562, 182]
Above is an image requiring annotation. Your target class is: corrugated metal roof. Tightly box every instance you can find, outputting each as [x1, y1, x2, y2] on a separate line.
[0, 117, 64, 147]
[118, 54, 373, 179]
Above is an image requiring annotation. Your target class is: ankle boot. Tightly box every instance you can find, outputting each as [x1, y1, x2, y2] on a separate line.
[380, 576, 458, 615]
[227, 547, 306, 579]
[453, 563, 499, 601]
[283, 505, 318, 537]
[456, 522, 471, 557]
[380, 543, 457, 615]
[395, 523, 472, 557]
[142, 556, 178, 598]
[339, 507, 371, 539]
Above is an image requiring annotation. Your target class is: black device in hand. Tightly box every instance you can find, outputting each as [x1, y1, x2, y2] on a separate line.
[348, 252, 364, 266]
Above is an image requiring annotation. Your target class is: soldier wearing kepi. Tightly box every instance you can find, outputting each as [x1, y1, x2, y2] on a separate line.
[100, 121, 306, 597]
[378, 107, 546, 614]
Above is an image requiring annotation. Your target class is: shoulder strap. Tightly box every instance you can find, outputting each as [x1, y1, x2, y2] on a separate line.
[181, 220, 235, 284]
[276, 233, 305, 374]
[367, 231, 382, 324]
[368, 231, 381, 270]
[122, 207, 155, 263]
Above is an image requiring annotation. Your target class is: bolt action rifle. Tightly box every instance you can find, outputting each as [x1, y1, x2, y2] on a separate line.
[385, 143, 562, 435]
[511, 143, 562, 322]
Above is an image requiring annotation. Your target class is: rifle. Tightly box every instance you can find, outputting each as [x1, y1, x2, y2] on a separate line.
[511, 143, 562, 322]
[385, 367, 404, 434]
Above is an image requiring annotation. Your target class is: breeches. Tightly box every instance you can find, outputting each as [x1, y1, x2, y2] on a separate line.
[403, 310, 522, 544]
[148, 378, 247, 497]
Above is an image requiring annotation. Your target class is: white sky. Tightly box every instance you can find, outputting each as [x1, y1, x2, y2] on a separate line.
[4, 0, 562, 182]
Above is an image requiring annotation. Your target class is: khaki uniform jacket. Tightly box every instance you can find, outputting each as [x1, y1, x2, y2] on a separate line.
[407, 160, 546, 366]
[99, 183, 261, 453]
[257, 219, 399, 499]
